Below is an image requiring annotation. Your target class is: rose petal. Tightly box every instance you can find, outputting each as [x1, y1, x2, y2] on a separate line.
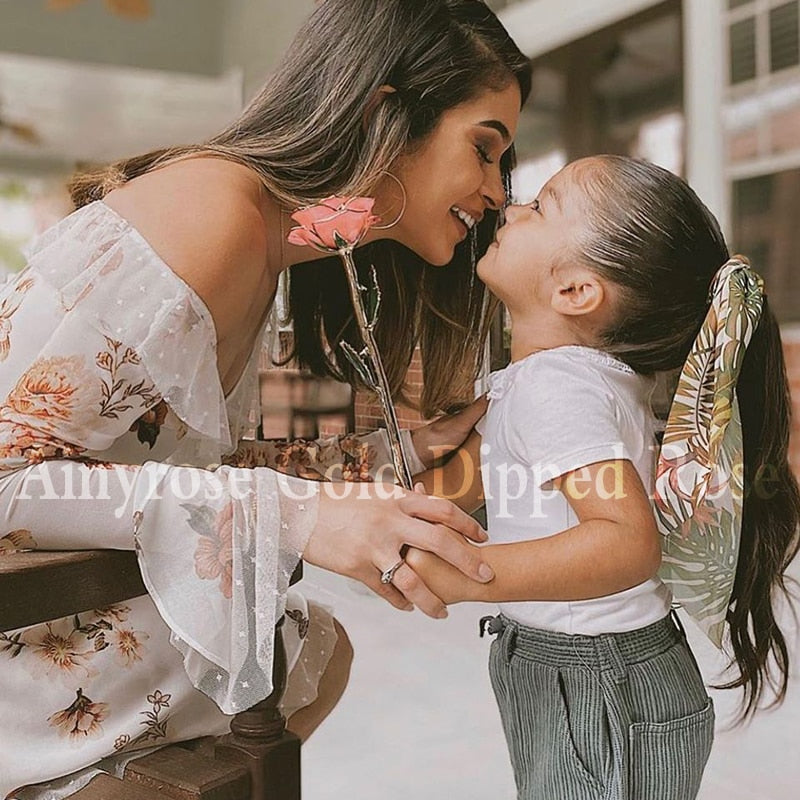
[320, 197, 349, 211]
[344, 197, 376, 214]
[335, 213, 372, 245]
[291, 205, 338, 227]
[287, 227, 328, 249]
[311, 216, 346, 249]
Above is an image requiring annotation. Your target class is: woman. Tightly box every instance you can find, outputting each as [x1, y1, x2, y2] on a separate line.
[0, 0, 532, 796]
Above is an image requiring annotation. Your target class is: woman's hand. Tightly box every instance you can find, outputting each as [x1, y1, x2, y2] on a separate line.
[303, 483, 494, 618]
[410, 395, 488, 470]
[403, 546, 482, 605]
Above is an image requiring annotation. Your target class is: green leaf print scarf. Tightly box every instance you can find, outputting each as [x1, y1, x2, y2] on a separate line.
[654, 256, 765, 647]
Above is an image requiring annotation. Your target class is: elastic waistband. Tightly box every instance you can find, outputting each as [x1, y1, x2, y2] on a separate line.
[487, 612, 683, 672]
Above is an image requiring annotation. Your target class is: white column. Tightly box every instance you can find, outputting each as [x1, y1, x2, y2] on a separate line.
[683, 0, 730, 236]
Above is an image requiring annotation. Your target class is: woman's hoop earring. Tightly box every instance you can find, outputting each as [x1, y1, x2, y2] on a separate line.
[372, 171, 407, 230]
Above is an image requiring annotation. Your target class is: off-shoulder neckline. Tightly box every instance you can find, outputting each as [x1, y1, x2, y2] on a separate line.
[95, 200, 259, 403]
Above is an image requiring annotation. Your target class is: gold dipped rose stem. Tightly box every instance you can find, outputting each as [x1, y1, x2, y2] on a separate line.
[339, 249, 413, 490]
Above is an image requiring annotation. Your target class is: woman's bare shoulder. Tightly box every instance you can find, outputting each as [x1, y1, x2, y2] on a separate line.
[103, 157, 271, 338]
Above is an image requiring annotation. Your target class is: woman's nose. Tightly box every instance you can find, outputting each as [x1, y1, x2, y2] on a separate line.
[481, 171, 506, 212]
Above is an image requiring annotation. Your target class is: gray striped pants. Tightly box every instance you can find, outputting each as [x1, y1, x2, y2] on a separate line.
[487, 612, 714, 800]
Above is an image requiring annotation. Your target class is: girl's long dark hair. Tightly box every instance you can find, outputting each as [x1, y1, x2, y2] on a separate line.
[69, 0, 532, 417]
[574, 155, 800, 720]
[722, 303, 800, 716]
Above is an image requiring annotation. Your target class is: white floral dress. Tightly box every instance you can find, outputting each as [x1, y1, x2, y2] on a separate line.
[0, 201, 405, 799]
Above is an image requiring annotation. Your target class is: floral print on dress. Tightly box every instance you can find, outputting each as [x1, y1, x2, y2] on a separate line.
[0, 335, 165, 467]
[0, 354, 99, 465]
[184, 502, 234, 599]
[5, 355, 96, 427]
[48, 688, 109, 742]
[285, 608, 309, 639]
[97, 337, 159, 421]
[129, 399, 169, 448]
[0, 606, 148, 679]
[27, 620, 98, 681]
[0, 275, 34, 362]
[337, 434, 374, 482]
[112, 689, 172, 753]
[0, 421, 86, 465]
[108, 626, 150, 667]
[225, 433, 376, 482]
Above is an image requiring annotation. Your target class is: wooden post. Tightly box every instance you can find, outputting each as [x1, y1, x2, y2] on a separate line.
[214, 617, 301, 800]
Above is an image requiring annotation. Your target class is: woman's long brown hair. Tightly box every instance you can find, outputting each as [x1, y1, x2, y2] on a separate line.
[69, 0, 532, 417]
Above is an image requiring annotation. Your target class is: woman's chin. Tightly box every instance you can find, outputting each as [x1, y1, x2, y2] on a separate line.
[423, 246, 457, 267]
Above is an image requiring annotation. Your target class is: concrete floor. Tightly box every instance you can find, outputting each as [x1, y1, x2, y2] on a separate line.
[299, 558, 800, 800]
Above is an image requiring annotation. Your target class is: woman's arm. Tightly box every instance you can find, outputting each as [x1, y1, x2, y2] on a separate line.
[224, 432, 395, 482]
[226, 398, 490, 483]
[405, 459, 662, 604]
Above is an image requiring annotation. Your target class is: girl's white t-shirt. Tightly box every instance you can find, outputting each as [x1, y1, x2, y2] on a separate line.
[477, 345, 672, 635]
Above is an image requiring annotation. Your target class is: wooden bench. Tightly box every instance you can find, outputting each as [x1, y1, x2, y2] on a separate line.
[0, 549, 302, 800]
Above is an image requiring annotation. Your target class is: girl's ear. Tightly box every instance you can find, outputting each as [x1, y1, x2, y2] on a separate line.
[550, 268, 605, 317]
[362, 85, 398, 131]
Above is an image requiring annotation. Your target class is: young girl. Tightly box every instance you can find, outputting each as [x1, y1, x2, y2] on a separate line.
[407, 155, 800, 800]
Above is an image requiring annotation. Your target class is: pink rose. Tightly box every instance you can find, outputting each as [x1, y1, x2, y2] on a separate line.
[287, 196, 381, 251]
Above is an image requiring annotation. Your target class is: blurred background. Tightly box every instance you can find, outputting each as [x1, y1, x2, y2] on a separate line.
[0, 1, 798, 798]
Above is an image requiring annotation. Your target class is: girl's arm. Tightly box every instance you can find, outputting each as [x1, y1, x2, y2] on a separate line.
[415, 430, 484, 513]
[405, 458, 662, 604]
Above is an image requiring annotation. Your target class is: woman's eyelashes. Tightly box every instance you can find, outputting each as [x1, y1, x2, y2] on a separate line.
[529, 198, 541, 213]
[476, 144, 494, 165]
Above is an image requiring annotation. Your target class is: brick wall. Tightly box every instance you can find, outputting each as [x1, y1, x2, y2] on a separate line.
[352, 347, 427, 434]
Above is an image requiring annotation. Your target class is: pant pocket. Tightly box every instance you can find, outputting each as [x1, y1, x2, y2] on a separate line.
[629, 697, 715, 800]
[553, 669, 608, 798]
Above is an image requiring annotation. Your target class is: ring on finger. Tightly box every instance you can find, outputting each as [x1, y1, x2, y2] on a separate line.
[380, 557, 406, 585]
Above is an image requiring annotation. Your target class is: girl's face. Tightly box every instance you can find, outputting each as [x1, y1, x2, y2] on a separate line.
[477, 161, 591, 310]
[382, 82, 522, 266]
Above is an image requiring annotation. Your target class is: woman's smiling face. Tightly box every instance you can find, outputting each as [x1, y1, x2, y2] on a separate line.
[383, 82, 522, 266]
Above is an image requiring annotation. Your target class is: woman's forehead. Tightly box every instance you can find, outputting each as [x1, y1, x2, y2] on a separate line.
[446, 83, 522, 137]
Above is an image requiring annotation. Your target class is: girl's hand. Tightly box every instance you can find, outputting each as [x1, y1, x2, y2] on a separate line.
[410, 395, 488, 470]
[303, 483, 494, 619]
[403, 545, 481, 605]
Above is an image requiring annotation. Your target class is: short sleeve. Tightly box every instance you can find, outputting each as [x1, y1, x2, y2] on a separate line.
[503, 353, 631, 486]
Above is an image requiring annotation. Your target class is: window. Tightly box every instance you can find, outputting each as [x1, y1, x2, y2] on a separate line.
[770, 1, 800, 72]
[728, 0, 800, 85]
[731, 167, 800, 322]
[730, 17, 758, 83]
